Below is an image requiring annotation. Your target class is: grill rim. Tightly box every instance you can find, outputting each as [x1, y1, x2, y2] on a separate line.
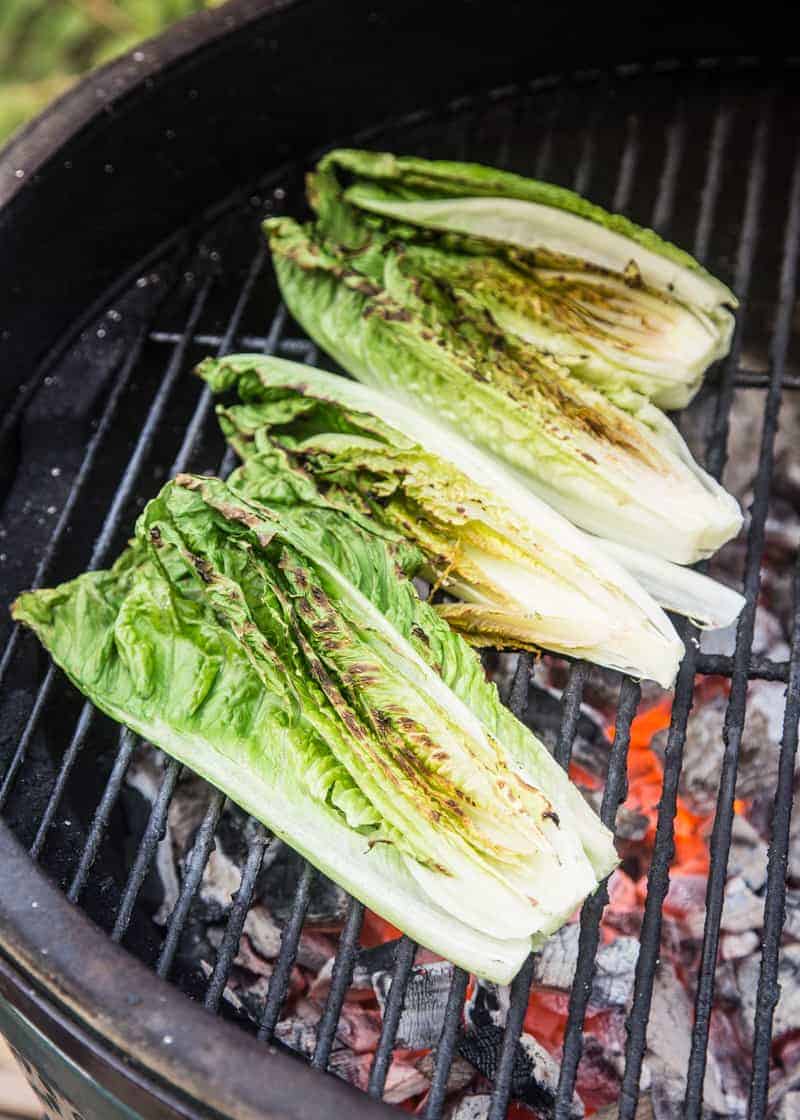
[0, 825, 397, 1120]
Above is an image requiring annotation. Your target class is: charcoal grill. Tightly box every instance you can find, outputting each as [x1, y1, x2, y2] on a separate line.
[1, 3, 798, 1117]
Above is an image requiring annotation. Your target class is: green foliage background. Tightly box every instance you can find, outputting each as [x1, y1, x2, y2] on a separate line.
[0, 1, 224, 145]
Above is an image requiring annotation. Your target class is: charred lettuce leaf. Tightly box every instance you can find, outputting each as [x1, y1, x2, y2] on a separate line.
[198, 353, 712, 688]
[12, 475, 617, 982]
[263, 215, 742, 566]
[311, 148, 736, 410]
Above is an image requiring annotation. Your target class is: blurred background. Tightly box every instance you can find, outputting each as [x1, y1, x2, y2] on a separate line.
[0, 0, 224, 145]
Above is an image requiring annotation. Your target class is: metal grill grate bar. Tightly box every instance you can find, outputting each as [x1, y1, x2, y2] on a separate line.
[424, 967, 470, 1119]
[553, 678, 639, 1116]
[618, 626, 699, 1117]
[554, 662, 590, 769]
[1, 277, 214, 818]
[156, 790, 225, 979]
[67, 727, 139, 903]
[111, 759, 182, 942]
[684, 139, 800, 1118]
[693, 102, 733, 261]
[748, 553, 800, 1118]
[258, 861, 316, 1041]
[487, 953, 537, 1120]
[204, 827, 271, 1013]
[2, 68, 797, 1120]
[56, 248, 278, 946]
[368, 936, 418, 1098]
[312, 896, 365, 1070]
[0, 323, 150, 690]
[618, 97, 772, 1120]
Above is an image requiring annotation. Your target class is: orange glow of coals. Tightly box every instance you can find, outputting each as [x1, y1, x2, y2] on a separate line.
[606, 695, 713, 875]
[361, 910, 403, 947]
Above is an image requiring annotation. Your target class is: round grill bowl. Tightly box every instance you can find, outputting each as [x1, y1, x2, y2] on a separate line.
[1, 4, 797, 1118]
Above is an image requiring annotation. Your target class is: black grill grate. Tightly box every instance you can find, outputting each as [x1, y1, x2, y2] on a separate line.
[1, 58, 799, 1120]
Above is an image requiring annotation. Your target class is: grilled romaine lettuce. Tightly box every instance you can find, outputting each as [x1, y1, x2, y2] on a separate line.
[197, 353, 703, 688]
[263, 215, 742, 565]
[311, 148, 737, 410]
[12, 475, 617, 982]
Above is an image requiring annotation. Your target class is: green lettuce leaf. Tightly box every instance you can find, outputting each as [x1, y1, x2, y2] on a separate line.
[199, 353, 696, 687]
[309, 149, 737, 409]
[12, 475, 618, 981]
[263, 216, 742, 565]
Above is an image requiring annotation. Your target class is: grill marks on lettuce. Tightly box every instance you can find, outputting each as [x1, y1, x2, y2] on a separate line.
[198, 355, 695, 687]
[264, 209, 741, 564]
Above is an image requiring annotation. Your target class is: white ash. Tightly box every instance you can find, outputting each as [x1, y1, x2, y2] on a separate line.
[728, 815, 769, 891]
[721, 930, 761, 961]
[773, 1090, 800, 1120]
[457, 1025, 584, 1119]
[650, 686, 797, 816]
[594, 1098, 655, 1120]
[733, 944, 800, 1047]
[416, 1052, 475, 1095]
[529, 923, 640, 1010]
[242, 905, 282, 960]
[464, 978, 511, 1030]
[721, 875, 765, 934]
[445, 1094, 493, 1120]
[644, 960, 745, 1119]
[372, 961, 454, 1049]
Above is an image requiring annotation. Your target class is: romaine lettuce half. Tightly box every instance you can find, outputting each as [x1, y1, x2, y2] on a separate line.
[263, 216, 742, 566]
[311, 149, 736, 410]
[12, 475, 618, 982]
[197, 353, 706, 688]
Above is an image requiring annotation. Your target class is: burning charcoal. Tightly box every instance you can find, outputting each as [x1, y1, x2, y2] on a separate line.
[296, 928, 338, 973]
[530, 924, 639, 1010]
[734, 944, 800, 1046]
[592, 937, 640, 1009]
[457, 1025, 584, 1118]
[231, 933, 274, 978]
[464, 978, 511, 1030]
[168, 772, 218, 854]
[728, 815, 769, 892]
[651, 686, 794, 817]
[372, 960, 454, 1048]
[614, 805, 651, 842]
[532, 923, 581, 991]
[444, 1094, 492, 1120]
[257, 844, 348, 925]
[416, 1052, 476, 1094]
[720, 930, 760, 961]
[593, 1096, 655, 1119]
[773, 1091, 800, 1120]
[526, 682, 613, 782]
[644, 961, 742, 1119]
[328, 1051, 428, 1103]
[242, 905, 282, 960]
[274, 999, 321, 1058]
[783, 890, 800, 940]
[335, 1002, 382, 1054]
[197, 846, 242, 920]
[382, 1057, 431, 1105]
[721, 874, 765, 934]
[574, 1035, 622, 1111]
